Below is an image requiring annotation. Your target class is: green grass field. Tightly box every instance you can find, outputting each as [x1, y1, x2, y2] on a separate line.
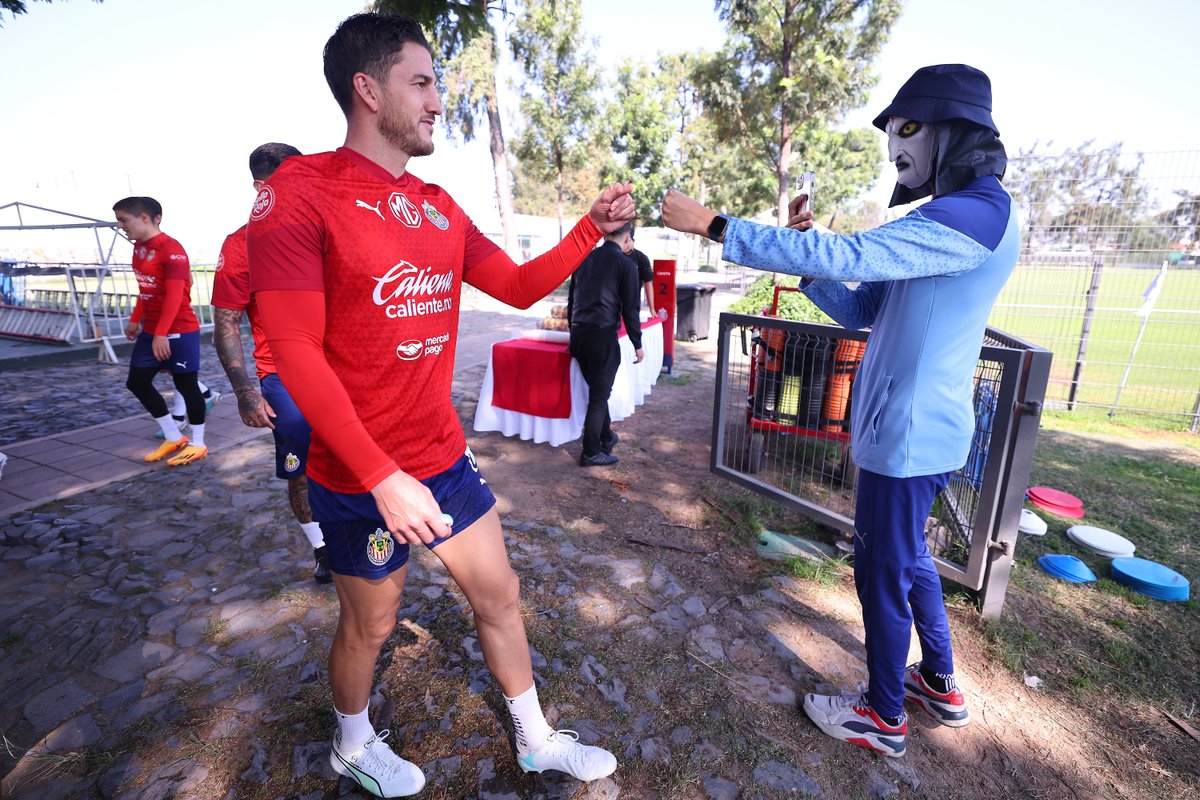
[989, 261, 1200, 423]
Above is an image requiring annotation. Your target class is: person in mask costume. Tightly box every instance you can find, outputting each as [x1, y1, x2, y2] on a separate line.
[660, 64, 1016, 757]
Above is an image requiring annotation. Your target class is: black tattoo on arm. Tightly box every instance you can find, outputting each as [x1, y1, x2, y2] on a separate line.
[288, 475, 314, 525]
[213, 307, 255, 396]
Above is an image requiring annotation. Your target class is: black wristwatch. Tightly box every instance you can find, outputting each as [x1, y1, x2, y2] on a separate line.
[706, 214, 728, 243]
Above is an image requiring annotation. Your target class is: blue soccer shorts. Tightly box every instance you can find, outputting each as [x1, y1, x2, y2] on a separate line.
[129, 330, 201, 373]
[309, 446, 496, 579]
[260, 373, 313, 480]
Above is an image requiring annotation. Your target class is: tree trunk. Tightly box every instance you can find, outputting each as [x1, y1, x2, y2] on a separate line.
[777, 116, 793, 228]
[555, 168, 565, 240]
[484, 82, 520, 261]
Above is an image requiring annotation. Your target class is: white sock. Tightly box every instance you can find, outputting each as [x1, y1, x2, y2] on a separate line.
[335, 704, 375, 753]
[189, 422, 206, 448]
[198, 380, 210, 397]
[171, 392, 186, 417]
[504, 684, 553, 752]
[155, 414, 183, 441]
[300, 521, 325, 548]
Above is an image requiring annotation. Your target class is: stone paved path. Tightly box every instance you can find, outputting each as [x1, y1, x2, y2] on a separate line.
[0, 281, 914, 799]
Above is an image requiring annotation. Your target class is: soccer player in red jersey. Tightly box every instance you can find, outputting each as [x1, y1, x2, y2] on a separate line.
[247, 13, 634, 797]
[212, 143, 332, 585]
[115, 196, 209, 466]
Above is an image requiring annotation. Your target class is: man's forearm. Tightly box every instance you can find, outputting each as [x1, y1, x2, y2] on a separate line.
[213, 308, 256, 396]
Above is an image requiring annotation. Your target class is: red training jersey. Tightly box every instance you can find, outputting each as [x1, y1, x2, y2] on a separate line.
[132, 232, 199, 335]
[247, 149, 505, 491]
[210, 224, 275, 379]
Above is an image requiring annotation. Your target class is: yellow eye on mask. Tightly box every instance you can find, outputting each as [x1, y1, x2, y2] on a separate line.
[887, 117, 938, 190]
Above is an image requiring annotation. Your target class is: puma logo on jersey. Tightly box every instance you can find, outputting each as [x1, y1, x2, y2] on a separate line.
[356, 199, 385, 221]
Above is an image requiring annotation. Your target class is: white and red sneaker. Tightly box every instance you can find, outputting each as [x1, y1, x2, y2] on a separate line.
[802, 693, 907, 757]
[903, 663, 970, 727]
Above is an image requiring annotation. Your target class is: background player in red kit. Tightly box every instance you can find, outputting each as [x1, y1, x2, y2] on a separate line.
[248, 13, 634, 798]
[211, 142, 332, 585]
[114, 196, 209, 466]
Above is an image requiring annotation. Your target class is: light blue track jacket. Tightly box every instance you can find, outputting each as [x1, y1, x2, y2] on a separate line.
[723, 176, 1019, 478]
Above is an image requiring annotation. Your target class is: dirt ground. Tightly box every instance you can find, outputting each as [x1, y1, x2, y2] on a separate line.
[452, 335, 1200, 800]
[3, 321, 1196, 799]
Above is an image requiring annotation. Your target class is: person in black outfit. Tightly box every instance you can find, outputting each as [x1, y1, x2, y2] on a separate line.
[568, 222, 644, 467]
[625, 230, 656, 311]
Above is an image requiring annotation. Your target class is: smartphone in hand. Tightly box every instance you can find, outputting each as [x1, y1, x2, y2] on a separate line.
[795, 170, 815, 213]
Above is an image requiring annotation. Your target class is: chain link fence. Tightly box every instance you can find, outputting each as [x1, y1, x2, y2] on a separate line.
[993, 148, 1200, 430]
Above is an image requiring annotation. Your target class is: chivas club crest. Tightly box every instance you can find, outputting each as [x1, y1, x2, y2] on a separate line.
[283, 452, 300, 472]
[422, 200, 449, 231]
[367, 528, 395, 566]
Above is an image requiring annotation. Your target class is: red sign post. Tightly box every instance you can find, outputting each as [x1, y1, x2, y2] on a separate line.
[652, 259, 677, 372]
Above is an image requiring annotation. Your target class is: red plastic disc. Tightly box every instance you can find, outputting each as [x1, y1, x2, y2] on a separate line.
[1027, 486, 1084, 509]
[1029, 495, 1085, 519]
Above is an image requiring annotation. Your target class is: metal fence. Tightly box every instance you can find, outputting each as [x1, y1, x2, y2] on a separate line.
[996, 149, 1200, 429]
[711, 313, 1052, 618]
[3, 263, 216, 360]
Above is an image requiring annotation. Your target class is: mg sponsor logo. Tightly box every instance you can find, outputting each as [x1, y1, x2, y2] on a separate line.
[389, 192, 422, 227]
[250, 186, 275, 220]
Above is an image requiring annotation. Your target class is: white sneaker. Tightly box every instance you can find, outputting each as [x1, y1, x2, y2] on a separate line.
[517, 729, 617, 782]
[204, 389, 222, 414]
[329, 730, 425, 798]
[154, 417, 189, 439]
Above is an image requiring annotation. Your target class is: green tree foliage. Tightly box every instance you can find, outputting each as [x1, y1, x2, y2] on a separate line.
[1, 0, 99, 26]
[1007, 142, 1155, 255]
[653, 51, 775, 221]
[511, 160, 604, 219]
[728, 274, 832, 323]
[601, 60, 678, 226]
[509, 0, 604, 237]
[709, 0, 899, 223]
[1158, 191, 1200, 252]
[374, 1, 522, 258]
[387, 1, 494, 49]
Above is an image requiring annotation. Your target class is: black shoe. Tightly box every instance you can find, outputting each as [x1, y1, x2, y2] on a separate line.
[313, 546, 333, 584]
[601, 432, 619, 454]
[580, 452, 619, 467]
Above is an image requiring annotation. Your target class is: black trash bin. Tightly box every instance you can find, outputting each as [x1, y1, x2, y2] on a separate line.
[675, 283, 716, 341]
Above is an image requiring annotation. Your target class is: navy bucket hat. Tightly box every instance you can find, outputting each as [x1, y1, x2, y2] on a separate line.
[872, 64, 998, 136]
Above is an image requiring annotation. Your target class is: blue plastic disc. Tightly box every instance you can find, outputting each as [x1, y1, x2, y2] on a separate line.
[1038, 554, 1097, 584]
[1111, 557, 1190, 602]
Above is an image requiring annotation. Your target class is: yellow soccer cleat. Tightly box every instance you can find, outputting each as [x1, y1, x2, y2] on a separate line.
[167, 444, 208, 466]
[145, 437, 189, 462]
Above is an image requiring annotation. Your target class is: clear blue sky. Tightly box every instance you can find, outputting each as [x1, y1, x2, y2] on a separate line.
[0, 0, 1195, 261]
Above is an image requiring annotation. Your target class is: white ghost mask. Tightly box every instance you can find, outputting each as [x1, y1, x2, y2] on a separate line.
[887, 117, 938, 190]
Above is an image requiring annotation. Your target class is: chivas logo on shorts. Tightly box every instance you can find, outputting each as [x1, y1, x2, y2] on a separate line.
[389, 192, 422, 228]
[422, 200, 449, 231]
[367, 528, 395, 566]
[250, 186, 275, 221]
[283, 452, 300, 472]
